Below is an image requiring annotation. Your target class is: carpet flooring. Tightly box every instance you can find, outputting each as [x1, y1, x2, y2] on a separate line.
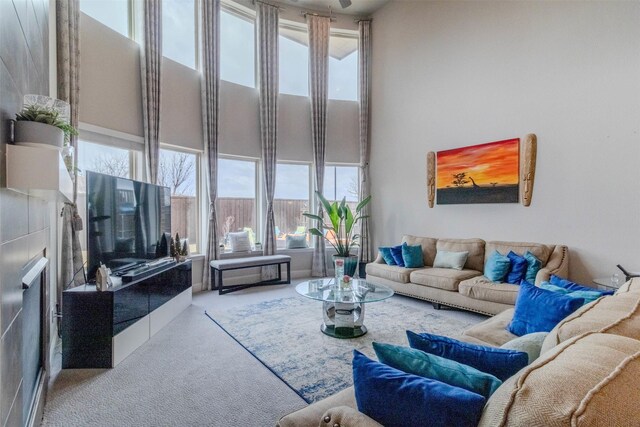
[206, 296, 475, 403]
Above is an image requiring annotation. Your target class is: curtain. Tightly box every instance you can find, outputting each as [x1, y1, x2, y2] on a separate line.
[201, 0, 221, 290]
[256, 3, 280, 280]
[140, 0, 162, 184]
[358, 20, 373, 265]
[57, 0, 84, 299]
[307, 15, 331, 277]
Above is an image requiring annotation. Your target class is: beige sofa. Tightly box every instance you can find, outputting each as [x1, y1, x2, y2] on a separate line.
[365, 235, 569, 316]
[278, 278, 640, 427]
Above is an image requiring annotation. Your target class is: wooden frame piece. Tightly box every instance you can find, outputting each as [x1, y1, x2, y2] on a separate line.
[521, 133, 537, 207]
[427, 151, 435, 208]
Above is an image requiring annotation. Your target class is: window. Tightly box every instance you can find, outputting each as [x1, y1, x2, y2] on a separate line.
[329, 34, 358, 101]
[162, 0, 196, 69]
[159, 148, 199, 254]
[220, 10, 255, 88]
[274, 163, 311, 248]
[80, 0, 130, 37]
[279, 26, 309, 97]
[323, 165, 359, 246]
[78, 140, 133, 178]
[217, 158, 257, 249]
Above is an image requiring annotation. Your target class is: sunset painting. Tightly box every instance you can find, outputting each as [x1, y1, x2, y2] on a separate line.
[437, 138, 520, 204]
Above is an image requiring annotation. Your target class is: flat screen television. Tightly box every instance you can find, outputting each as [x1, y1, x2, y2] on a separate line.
[86, 171, 171, 281]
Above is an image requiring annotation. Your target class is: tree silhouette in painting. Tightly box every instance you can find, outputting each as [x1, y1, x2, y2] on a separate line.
[451, 172, 469, 187]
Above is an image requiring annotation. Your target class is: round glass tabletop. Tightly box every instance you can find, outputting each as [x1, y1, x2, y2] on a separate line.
[296, 278, 394, 304]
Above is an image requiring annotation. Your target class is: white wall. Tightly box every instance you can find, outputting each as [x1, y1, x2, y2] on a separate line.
[370, 1, 640, 283]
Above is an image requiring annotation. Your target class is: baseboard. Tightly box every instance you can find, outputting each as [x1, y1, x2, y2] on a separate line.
[197, 269, 313, 291]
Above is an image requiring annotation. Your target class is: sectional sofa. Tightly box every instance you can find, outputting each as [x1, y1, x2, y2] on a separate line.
[365, 235, 569, 315]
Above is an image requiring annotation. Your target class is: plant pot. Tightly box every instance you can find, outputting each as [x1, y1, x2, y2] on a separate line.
[14, 121, 64, 149]
[333, 254, 359, 277]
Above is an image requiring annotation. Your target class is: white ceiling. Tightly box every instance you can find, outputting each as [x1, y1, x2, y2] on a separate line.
[278, 0, 390, 16]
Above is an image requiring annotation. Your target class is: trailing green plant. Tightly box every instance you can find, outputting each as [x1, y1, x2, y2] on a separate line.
[303, 191, 371, 257]
[15, 104, 78, 144]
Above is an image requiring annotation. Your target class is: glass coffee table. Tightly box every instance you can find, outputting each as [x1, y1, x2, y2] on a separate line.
[296, 278, 394, 339]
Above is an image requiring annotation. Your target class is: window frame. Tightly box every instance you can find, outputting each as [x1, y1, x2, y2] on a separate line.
[328, 29, 359, 102]
[273, 160, 313, 250]
[278, 21, 310, 97]
[161, 0, 200, 70]
[219, 4, 258, 88]
[80, 0, 134, 39]
[323, 162, 361, 204]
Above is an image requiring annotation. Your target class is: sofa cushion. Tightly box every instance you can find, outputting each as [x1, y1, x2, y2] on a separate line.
[458, 276, 520, 305]
[436, 238, 485, 271]
[485, 241, 552, 267]
[366, 263, 422, 283]
[462, 308, 518, 347]
[402, 235, 438, 267]
[479, 332, 640, 427]
[616, 277, 640, 294]
[277, 386, 357, 427]
[410, 268, 482, 292]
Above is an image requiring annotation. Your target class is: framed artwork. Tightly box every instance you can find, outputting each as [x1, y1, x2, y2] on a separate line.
[436, 138, 520, 205]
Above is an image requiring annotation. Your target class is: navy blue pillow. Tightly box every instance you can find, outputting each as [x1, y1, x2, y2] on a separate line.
[352, 350, 485, 427]
[506, 251, 528, 284]
[378, 247, 397, 265]
[390, 245, 405, 267]
[406, 331, 528, 381]
[550, 275, 615, 296]
[508, 281, 585, 336]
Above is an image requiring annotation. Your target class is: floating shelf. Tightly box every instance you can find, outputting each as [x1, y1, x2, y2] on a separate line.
[6, 144, 73, 202]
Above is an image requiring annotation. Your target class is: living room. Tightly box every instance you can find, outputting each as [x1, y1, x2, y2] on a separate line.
[1, 0, 638, 426]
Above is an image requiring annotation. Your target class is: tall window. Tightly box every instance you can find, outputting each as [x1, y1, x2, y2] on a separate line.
[80, 0, 130, 37]
[220, 10, 255, 88]
[162, 0, 196, 69]
[323, 165, 359, 246]
[217, 158, 257, 249]
[78, 140, 133, 178]
[329, 34, 358, 101]
[274, 163, 310, 248]
[279, 26, 309, 97]
[159, 148, 199, 253]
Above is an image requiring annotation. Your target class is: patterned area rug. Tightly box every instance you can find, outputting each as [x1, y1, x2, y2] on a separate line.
[206, 297, 475, 403]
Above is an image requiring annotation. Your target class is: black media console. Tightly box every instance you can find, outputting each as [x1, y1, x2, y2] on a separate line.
[62, 260, 192, 368]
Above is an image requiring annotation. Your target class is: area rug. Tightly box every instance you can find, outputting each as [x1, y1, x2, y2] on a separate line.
[205, 297, 475, 403]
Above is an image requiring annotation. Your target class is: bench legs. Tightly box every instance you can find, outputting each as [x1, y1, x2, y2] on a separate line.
[211, 261, 291, 295]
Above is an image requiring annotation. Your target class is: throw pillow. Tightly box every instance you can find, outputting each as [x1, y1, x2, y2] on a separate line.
[406, 330, 528, 381]
[506, 251, 528, 284]
[523, 251, 542, 283]
[433, 250, 469, 270]
[539, 282, 604, 305]
[550, 275, 615, 296]
[499, 332, 549, 364]
[484, 250, 511, 282]
[508, 281, 585, 336]
[352, 350, 485, 427]
[372, 342, 502, 398]
[390, 245, 405, 267]
[228, 231, 252, 252]
[401, 243, 424, 268]
[378, 247, 396, 265]
[285, 234, 308, 249]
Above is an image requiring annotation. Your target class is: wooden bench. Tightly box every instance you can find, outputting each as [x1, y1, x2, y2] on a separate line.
[210, 255, 291, 295]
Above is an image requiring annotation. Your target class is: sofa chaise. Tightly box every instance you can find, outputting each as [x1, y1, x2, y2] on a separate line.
[365, 235, 569, 316]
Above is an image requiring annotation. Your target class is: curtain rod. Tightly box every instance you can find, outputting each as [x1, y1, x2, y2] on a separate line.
[300, 10, 337, 22]
[251, 0, 285, 11]
[354, 18, 372, 23]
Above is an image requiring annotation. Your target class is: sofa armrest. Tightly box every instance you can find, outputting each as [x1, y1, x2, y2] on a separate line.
[319, 406, 383, 427]
[372, 253, 385, 264]
[535, 245, 569, 284]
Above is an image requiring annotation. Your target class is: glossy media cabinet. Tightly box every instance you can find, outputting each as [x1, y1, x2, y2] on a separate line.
[62, 260, 192, 368]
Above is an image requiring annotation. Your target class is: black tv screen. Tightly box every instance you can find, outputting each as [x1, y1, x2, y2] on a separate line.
[86, 171, 171, 280]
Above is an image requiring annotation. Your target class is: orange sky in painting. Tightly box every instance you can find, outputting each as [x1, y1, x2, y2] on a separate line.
[437, 139, 519, 188]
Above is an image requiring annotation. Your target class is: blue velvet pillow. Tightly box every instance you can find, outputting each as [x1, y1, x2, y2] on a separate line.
[390, 245, 405, 267]
[406, 331, 528, 381]
[352, 350, 485, 427]
[550, 275, 615, 296]
[372, 342, 502, 398]
[378, 247, 396, 265]
[539, 282, 604, 305]
[484, 250, 511, 282]
[523, 251, 542, 283]
[401, 243, 424, 268]
[508, 281, 585, 336]
[506, 251, 528, 284]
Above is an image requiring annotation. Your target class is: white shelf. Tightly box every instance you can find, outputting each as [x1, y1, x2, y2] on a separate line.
[6, 144, 73, 202]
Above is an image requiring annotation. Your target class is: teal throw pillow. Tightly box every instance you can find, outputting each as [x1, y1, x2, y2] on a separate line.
[539, 282, 604, 305]
[499, 332, 549, 364]
[379, 247, 396, 265]
[484, 250, 511, 282]
[285, 234, 308, 249]
[390, 245, 405, 267]
[550, 275, 615, 296]
[373, 342, 502, 398]
[523, 251, 542, 283]
[401, 243, 424, 268]
[433, 250, 469, 270]
[506, 251, 527, 284]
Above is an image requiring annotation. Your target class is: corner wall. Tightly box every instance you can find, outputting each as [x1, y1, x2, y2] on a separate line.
[370, 1, 640, 282]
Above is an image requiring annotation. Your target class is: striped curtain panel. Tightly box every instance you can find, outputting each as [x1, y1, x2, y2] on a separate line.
[201, 0, 221, 290]
[307, 15, 331, 277]
[358, 20, 373, 265]
[256, 2, 280, 280]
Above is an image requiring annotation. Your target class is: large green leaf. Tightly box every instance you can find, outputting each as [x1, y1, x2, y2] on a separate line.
[356, 195, 372, 213]
[308, 228, 324, 237]
[302, 213, 324, 223]
[344, 205, 355, 235]
[316, 191, 333, 216]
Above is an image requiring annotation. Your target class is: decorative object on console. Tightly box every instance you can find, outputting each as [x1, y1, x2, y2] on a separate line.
[170, 233, 189, 262]
[426, 151, 435, 208]
[521, 133, 537, 207]
[95, 263, 113, 291]
[436, 138, 520, 205]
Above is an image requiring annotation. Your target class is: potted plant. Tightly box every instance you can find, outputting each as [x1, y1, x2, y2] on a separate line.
[15, 104, 78, 149]
[303, 191, 371, 277]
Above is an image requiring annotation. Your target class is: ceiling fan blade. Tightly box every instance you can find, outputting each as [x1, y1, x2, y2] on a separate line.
[338, 0, 352, 8]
